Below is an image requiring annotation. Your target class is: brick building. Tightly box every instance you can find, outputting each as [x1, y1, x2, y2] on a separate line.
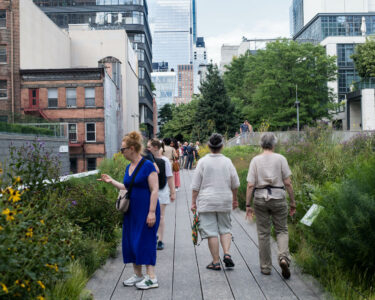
[175, 64, 194, 105]
[0, 0, 21, 122]
[20, 67, 121, 173]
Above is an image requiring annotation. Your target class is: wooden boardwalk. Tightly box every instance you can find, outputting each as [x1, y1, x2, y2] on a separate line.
[86, 170, 327, 300]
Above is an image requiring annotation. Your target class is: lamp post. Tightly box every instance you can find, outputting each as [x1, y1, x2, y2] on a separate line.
[295, 84, 300, 132]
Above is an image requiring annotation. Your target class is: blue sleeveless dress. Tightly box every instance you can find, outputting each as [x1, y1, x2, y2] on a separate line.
[122, 159, 160, 266]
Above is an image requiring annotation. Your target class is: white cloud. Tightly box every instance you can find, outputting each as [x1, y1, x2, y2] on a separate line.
[205, 20, 290, 65]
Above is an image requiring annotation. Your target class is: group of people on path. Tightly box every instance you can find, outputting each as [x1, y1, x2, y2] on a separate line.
[99, 130, 296, 291]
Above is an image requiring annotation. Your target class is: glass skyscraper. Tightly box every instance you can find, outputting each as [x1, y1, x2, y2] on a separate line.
[149, 0, 193, 71]
[32, 0, 154, 136]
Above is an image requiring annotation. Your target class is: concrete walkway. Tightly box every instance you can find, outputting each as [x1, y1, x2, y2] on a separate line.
[85, 169, 327, 300]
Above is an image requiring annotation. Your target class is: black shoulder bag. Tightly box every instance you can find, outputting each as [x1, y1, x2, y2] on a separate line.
[116, 158, 146, 213]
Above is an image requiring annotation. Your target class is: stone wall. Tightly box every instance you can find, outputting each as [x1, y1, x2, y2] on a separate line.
[0, 133, 69, 176]
[226, 130, 375, 147]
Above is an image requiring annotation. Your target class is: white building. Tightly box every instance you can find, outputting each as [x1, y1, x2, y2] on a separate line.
[193, 37, 208, 94]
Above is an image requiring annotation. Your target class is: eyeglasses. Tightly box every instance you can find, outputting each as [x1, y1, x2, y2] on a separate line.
[120, 147, 130, 153]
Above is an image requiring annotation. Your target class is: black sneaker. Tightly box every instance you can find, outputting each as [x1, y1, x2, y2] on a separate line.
[280, 259, 291, 279]
[157, 241, 164, 250]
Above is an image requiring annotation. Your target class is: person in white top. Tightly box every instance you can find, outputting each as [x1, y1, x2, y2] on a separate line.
[191, 133, 240, 271]
[148, 138, 176, 251]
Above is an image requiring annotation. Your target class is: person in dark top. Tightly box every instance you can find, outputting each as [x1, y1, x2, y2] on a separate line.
[186, 143, 195, 170]
[144, 144, 160, 173]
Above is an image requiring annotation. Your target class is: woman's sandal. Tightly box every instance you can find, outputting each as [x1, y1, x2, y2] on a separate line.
[223, 254, 235, 268]
[206, 262, 221, 271]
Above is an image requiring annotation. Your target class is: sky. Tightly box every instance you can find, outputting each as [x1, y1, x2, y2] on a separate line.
[196, 0, 292, 64]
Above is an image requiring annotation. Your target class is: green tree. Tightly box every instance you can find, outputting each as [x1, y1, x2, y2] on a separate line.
[158, 103, 175, 137]
[352, 38, 375, 78]
[224, 39, 337, 130]
[161, 99, 198, 141]
[194, 64, 238, 140]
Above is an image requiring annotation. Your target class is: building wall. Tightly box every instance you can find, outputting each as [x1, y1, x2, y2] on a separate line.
[177, 64, 193, 103]
[349, 101, 362, 130]
[68, 25, 138, 139]
[20, 75, 106, 173]
[0, 133, 69, 176]
[19, 0, 70, 69]
[0, 0, 21, 120]
[303, 0, 369, 27]
[361, 89, 375, 130]
[220, 45, 239, 71]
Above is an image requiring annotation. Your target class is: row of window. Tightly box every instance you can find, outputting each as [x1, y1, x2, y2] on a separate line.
[70, 157, 96, 173]
[48, 11, 144, 27]
[28, 87, 96, 108]
[68, 123, 96, 142]
[34, 0, 143, 7]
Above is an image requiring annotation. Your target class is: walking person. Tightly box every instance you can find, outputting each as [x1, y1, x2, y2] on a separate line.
[98, 131, 160, 290]
[186, 143, 195, 170]
[245, 132, 296, 279]
[240, 119, 252, 145]
[191, 133, 240, 271]
[162, 138, 177, 164]
[148, 139, 176, 251]
[178, 142, 184, 167]
[171, 138, 181, 191]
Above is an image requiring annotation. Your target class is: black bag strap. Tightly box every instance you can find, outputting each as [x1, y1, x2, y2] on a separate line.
[127, 158, 146, 197]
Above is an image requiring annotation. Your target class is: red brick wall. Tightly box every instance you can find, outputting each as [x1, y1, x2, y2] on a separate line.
[0, 0, 21, 120]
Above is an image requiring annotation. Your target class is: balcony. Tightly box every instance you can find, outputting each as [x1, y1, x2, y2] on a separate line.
[353, 78, 375, 90]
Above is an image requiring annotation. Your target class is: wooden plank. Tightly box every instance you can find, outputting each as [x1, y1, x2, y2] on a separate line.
[219, 233, 266, 300]
[85, 246, 126, 300]
[172, 174, 203, 300]
[232, 209, 324, 300]
[183, 170, 234, 300]
[142, 199, 176, 300]
[231, 216, 299, 300]
[111, 262, 143, 300]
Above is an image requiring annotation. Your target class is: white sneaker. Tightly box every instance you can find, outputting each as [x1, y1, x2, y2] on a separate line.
[123, 274, 144, 287]
[175, 188, 179, 191]
[135, 275, 159, 290]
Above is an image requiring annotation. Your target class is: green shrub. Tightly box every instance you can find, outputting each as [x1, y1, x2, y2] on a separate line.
[0, 123, 54, 136]
[312, 157, 375, 276]
[58, 177, 121, 242]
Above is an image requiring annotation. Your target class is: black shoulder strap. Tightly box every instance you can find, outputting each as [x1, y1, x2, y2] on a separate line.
[127, 158, 146, 196]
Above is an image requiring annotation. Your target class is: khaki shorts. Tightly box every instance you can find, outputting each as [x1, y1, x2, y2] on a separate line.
[198, 212, 232, 238]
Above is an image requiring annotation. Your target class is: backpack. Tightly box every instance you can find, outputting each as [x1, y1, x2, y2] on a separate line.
[154, 158, 167, 189]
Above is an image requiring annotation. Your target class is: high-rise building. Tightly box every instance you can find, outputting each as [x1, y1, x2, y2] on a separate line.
[193, 37, 207, 93]
[149, 0, 193, 71]
[175, 64, 193, 105]
[151, 71, 177, 108]
[290, 0, 375, 130]
[32, 0, 154, 137]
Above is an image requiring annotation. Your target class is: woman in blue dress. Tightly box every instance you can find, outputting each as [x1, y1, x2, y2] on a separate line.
[99, 131, 160, 290]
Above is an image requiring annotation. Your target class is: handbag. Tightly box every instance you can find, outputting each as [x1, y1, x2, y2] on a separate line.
[172, 160, 180, 172]
[116, 158, 146, 213]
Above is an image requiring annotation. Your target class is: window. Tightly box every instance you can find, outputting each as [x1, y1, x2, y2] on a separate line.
[66, 88, 76, 107]
[138, 67, 145, 79]
[136, 49, 144, 61]
[0, 80, 6, 98]
[0, 10, 5, 28]
[70, 158, 78, 174]
[0, 46, 6, 63]
[138, 85, 145, 97]
[87, 158, 96, 171]
[86, 123, 96, 142]
[48, 88, 58, 108]
[85, 88, 95, 107]
[68, 123, 77, 142]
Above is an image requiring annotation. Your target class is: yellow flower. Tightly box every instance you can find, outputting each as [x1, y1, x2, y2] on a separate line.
[37, 281, 45, 290]
[9, 189, 22, 203]
[14, 176, 22, 184]
[40, 220, 45, 225]
[2, 208, 16, 221]
[0, 282, 8, 294]
[36, 296, 45, 300]
[41, 237, 48, 245]
[45, 263, 58, 272]
[26, 228, 33, 238]
[20, 283, 25, 288]
[0, 225, 3, 231]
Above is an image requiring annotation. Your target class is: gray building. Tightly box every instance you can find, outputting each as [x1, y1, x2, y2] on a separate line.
[33, 0, 154, 137]
[149, 0, 194, 70]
